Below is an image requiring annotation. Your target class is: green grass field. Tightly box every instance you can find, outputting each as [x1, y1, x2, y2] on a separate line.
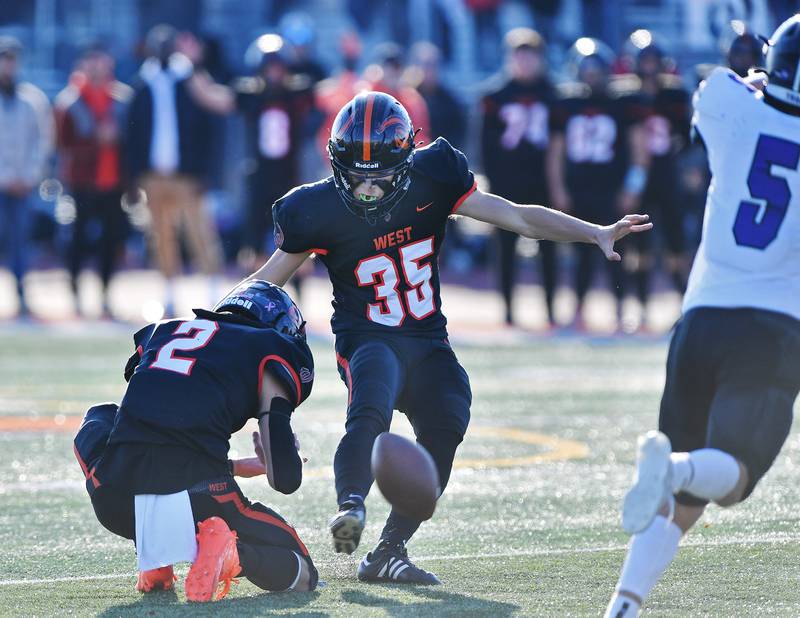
[2, 325, 800, 616]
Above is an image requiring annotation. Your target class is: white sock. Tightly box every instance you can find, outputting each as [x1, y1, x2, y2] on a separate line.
[615, 515, 682, 602]
[604, 592, 641, 618]
[670, 449, 740, 501]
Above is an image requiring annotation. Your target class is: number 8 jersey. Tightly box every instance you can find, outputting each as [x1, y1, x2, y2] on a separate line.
[273, 137, 477, 337]
[684, 68, 800, 319]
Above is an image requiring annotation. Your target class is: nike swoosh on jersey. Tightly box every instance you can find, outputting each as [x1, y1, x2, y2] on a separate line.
[416, 202, 434, 212]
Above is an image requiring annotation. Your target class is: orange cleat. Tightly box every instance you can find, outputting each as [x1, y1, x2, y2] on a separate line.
[136, 565, 177, 592]
[185, 517, 242, 602]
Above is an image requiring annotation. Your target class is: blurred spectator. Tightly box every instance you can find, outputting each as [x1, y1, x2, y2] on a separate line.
[126, 24, 222, 316]
[466, 0, 503, 72]
[408, 42, 467, 148]
[481, 29, 557, 327]
[315, 31, 363, 157]
[361, 43, 430, 140]
[547, 38, 631, 330]
[188, 34, 313, 295]
[281, 12, 328, 86]
[55, 44, 132, 318]
[0, 36, 53, 318]
[617, 32, 691, 313]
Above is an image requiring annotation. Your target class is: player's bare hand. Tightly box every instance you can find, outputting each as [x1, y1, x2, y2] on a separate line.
[596, 214, 652, 261]
[232, 456, 266, 478]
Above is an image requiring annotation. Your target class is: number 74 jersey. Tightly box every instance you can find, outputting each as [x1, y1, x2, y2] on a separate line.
[684, 68, 800, 320]
[273, 137, 477, 337]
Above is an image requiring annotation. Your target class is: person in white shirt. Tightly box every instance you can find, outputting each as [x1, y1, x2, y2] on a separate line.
[605, 15, 800, 617]
[126, 25, 222, 317]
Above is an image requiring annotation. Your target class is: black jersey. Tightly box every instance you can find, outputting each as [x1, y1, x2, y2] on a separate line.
[481, 77, 555, 202]
[614, 74, 690, 174]
[274, 137, 476, 338]
[234, 76, 312, 179]
[108, 309, 314, 465]
[550, 83, 630, 196]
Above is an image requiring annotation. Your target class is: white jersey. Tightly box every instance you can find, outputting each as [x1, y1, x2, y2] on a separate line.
[683, 67, 800, 320]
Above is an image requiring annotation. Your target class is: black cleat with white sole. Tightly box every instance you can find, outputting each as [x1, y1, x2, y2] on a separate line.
[329, 500, 366, 554]
[357, 540, 441, 585]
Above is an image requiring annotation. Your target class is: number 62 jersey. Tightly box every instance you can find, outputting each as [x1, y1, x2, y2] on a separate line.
[684, 68, 800, 320]
[273, 137, 477, 338]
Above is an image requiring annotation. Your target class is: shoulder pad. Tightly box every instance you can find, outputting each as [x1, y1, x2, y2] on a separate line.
[555, 81, 589, 100]
[658, 73, 685, 91]
[609, 74, 641, 97]
[233, 76, 264, 95]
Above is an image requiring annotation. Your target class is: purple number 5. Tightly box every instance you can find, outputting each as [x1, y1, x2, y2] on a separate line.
[734, 134, 800, 249]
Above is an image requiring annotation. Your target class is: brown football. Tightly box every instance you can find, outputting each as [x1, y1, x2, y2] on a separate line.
[371, 432, 440, 521]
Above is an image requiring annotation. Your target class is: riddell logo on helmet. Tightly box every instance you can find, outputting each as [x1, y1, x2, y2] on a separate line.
[229, 298, 253, 310]
[354, 161, 380, 169]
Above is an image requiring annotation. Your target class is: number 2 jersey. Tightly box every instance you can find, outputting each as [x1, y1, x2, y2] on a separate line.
[108, 309, 314, 467]
[684, 68, 800, 320]
[273, 137, 477, 338]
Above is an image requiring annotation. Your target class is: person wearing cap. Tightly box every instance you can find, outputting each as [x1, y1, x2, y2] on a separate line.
[126, 24, 222, 318]
[481, 28, 558, 328]
[55, 44, 132, 318]
[0, 36, 53, 318]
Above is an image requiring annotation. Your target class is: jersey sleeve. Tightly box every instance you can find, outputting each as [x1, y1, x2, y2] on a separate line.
[272, 187, 318, 254]
[692, 67, 756, 145]
[419, 137, 476, 214]
[257, 332, 314, 408]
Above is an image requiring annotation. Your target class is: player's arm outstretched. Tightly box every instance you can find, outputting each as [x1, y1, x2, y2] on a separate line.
[457, 188, 652, 261]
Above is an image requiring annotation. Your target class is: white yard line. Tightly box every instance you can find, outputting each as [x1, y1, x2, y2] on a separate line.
[1, 535, 796, 587]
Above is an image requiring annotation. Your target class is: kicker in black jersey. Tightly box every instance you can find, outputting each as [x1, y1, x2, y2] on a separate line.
[273, 136, 476, 337]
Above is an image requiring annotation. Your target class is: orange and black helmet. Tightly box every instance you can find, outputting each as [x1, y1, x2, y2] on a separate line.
[328, 91, 416, 223]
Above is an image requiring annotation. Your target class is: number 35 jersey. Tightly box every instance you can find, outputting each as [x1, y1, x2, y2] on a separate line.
[684, 68, 800, 320]
[273, 137, 477, 338]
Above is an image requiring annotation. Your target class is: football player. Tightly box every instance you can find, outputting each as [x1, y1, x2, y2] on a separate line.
[481, 28, 558, 327]
[250, 91, 651, 585]
[617, 33, 691, 316]
[547, 38, 646, 330]
[73, 281, 318, 601]
[605, 15, 800, 617]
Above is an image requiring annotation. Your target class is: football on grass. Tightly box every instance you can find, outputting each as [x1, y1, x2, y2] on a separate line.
[371, 432, 440, 521]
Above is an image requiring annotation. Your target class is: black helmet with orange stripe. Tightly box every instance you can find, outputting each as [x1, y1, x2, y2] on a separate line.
[328, 91, 416, 223]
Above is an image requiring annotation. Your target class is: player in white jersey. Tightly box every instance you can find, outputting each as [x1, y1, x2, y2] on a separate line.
[605, 15, 800, 617]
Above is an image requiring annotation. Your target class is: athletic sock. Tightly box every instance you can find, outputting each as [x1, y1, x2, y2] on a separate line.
[670, 449, 741, 501]
[604, 592, 641, 617]
[613, 515, 682, 605]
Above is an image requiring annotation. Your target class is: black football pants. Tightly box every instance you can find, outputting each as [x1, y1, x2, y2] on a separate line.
[73, 404, 317, 591]
[334, 333, 471, 545]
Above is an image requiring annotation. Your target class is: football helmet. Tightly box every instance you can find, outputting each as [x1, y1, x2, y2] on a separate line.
[764, 14, 800, 109]
[328, 91, 416, 224]
[727, 32, 763, 77]
[567, 37, 615, 82]
[214, 280, 306, 340]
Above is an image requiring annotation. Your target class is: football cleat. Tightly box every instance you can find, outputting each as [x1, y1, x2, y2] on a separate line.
[136, 565, 176, 592]
[622, 430, 674, 534]
[185, 517, 241, 602]
[357, 540, 441, 585]
[328, 500, 365, 555]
